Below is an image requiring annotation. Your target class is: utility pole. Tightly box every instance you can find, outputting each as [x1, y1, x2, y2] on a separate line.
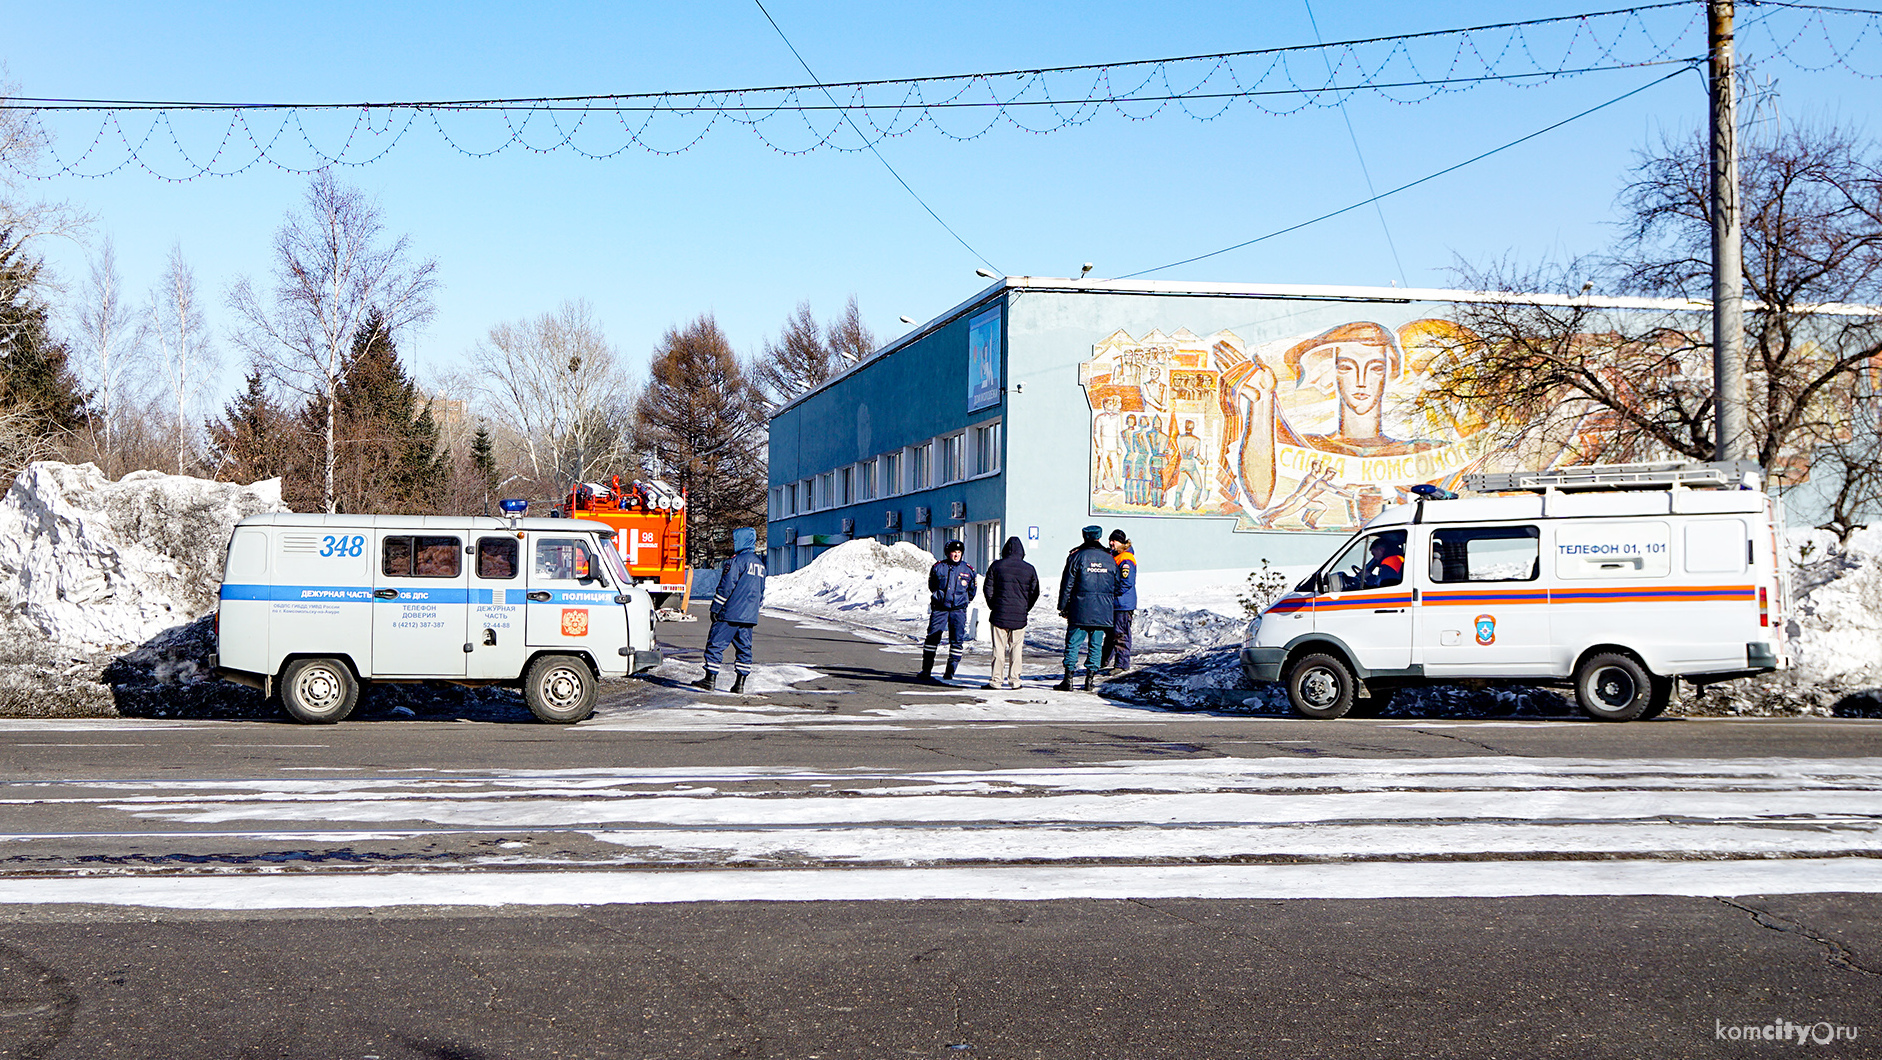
[1709, 0, 1750, 462]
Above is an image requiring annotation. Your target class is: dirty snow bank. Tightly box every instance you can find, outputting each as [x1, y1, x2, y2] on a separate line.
[0, 461, 286, 650]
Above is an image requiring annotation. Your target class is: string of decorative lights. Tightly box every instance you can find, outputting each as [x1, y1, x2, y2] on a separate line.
[3, 1, 1874, 182]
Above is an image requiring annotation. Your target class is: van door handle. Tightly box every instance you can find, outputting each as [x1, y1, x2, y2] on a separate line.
[373, 589, 398, 600]
[1372, 607, 1406, 613]
[527, 591, 552, 602]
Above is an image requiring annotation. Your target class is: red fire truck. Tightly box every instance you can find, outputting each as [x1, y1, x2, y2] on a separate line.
[558, 477, 691, 612]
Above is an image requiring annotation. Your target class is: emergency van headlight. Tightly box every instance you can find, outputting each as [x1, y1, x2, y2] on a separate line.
[1243, 616, 1261, 649]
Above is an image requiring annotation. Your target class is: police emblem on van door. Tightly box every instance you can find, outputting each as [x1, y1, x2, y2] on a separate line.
[561, 609, 590, 637]
[1474, 614, 1496, 646]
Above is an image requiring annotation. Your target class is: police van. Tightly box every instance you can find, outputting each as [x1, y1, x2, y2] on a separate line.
[1241, 462, 1790, 721]
[212, 508, 660, 724]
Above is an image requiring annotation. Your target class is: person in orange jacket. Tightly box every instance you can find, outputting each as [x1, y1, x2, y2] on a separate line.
[1102, 529, 1137, 673]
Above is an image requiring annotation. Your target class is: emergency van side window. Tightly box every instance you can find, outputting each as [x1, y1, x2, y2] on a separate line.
[382, 535, 462, 578]
[477, 537, 519, 579]
[1429, 525, 1540, 583]
[1327, 530, 1407, 591]
[535, 538, 599, 583]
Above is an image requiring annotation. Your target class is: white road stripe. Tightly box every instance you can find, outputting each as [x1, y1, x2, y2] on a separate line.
[1, 859, 1878, 909]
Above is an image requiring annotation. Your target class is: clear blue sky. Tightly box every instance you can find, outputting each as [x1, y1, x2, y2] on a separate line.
[4, 1, 1873, 401]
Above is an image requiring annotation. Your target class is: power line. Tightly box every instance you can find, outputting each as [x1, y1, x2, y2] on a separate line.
[1120, 64, 1697, 279]
[5, 3, 1702, 112]
[749, 0, 997, 272]
[1304, 0, 1407, 288]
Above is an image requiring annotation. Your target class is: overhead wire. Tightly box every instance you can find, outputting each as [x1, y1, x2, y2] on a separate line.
[1304, 0, 1408, 287]
[1118, 64, 1699, 279]
[749, 0, 997, 272]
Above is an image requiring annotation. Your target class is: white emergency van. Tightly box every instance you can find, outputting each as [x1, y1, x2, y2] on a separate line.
[211, 512, 661, 724]
[1241, 462, 1790, 721]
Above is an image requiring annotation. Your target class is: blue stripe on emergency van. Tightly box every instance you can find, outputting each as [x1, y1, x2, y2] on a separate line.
[218, 584, 475, 604]
[1271, 584, 1759, 614]
[1551, 585, 1756, 603]
[530, 589, 620, 604]
[1424, 590, 1550, 606]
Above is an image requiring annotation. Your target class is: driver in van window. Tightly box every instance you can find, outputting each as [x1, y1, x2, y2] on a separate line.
[1361, 533, 1406, 589]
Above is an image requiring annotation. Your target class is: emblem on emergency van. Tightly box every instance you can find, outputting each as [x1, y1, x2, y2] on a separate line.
[1474, 614, 1496, 646]
[561, 609, 590, 637]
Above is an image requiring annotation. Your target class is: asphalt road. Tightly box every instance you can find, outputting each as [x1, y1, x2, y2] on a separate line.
[0, 606, 1877, 1058]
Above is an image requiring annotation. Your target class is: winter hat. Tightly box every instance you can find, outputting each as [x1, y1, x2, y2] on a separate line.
[944, 539, 965, 553]
[1108, 529, 1129, 545]
[1081, 525, 1102, 541]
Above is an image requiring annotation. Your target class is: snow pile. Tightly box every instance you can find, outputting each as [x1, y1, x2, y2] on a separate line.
[1780, 526, 1882, 689]
[766, 539, 936, 617]
[0, 461, 287, 650]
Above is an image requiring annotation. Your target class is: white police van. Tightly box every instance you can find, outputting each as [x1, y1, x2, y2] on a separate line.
[212, 507, 660, 724]
[1242, 462, 1791, 721]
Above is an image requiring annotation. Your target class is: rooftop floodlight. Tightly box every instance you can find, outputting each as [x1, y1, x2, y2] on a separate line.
[1080, 263, 1093, 278]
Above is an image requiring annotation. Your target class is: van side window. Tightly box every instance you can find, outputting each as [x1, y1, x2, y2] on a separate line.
[1429, 525, 1540, 583]
[382, 535, 463, 578]
[535, 538, 597, 582]
[1326, 529, 1407, 591]
[477, 537, 519, 579]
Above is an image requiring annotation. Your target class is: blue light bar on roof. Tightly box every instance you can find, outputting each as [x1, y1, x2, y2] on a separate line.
[499, 498, 529, 514]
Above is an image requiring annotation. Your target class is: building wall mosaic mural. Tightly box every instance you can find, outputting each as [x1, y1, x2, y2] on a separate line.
[1078, 319, 1499, 533]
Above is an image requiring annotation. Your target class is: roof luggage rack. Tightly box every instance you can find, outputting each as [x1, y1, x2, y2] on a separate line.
[1465, 460, 1763, 494]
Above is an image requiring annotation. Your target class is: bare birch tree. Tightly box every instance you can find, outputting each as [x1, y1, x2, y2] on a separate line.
[468, 298, 634, 496]
[0, 64, 88, 241]
[72, 236, 145, 476]
[148, 242, 217, 474]
[228, 171, 437, 512]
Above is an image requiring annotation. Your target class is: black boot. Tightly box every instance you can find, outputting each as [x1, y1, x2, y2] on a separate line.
[1083, 671, 1095, 692]
[692, 672, 717, 691]
[943, 657, 959, 682]
[1053, 670, 1074, 692]
[730, 674, 747, 695]
[918, 647, 936, 682]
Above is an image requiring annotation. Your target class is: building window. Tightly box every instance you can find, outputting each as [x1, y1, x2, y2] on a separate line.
[882, 451, 902, 496]
[939, 433, 965, 484]
[818, 472, 835, 510]
[858, 458, 877, 501]
[838, 466, 854, 507]
[911, 443, 932, 491]
[972, 421, 1001, 476]
[784, 482, 798, 515]
[802, 477, 816, 511]
[970, 520, 1002, 572]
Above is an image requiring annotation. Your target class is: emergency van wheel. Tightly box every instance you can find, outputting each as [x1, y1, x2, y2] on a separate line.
[1575, 653, 1653, 722]
[1639, 676, 1677, 721]
[524, 655, 597, 723]
[280, 658, 358, 724]
[1286, 653, 1356, 719]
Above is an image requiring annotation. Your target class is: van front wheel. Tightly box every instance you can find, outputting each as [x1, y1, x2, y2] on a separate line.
[1286, 653, 1355, 719]
[524, 655, 597, 723]
[1575, 653, 1653, 722]
[280, 658, 358, 724]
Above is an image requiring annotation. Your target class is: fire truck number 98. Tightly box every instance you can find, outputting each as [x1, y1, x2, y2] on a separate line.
[319, 535, 366, 558]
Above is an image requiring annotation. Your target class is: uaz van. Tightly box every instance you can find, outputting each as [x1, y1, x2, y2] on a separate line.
[212, 514, 660, 724]
[1241, 463, 1790, 721]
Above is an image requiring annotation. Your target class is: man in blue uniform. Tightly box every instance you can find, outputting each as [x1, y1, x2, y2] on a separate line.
[694, 527, 766, 694]
[1057, 525, 1120, 692]
[919, 539, 978, 683]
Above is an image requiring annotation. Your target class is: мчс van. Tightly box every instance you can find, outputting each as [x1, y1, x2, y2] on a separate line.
[1242, 462, 1790, 722]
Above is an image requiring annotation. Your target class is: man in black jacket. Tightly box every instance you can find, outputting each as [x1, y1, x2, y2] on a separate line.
[919, 539, 978, 682]
[1057, 525, 1119, 692]
[982, 536, 1039, 690]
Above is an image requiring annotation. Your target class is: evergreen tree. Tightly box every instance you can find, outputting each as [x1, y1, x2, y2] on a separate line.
[0, 229, 89, 439]
[470, 424, 496, 489]
[632, 314, 767, 566]
[205, 362, 303, 486]
[326, 309, 446, 512]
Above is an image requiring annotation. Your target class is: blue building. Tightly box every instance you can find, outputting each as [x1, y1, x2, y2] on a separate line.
[766, 277, 1858, 577]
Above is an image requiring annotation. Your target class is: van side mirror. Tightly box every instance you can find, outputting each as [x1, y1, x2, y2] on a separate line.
[1326, 571, 1347, 594]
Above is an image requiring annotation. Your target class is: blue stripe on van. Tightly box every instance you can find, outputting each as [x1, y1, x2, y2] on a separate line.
[533, 589, 620, 605]
[218, 584, 475, 604]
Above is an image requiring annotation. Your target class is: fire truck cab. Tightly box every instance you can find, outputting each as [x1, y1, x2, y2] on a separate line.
[558, 478, 692, 612]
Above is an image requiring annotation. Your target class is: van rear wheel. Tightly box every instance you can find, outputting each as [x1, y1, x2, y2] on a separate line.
[1575, 653, 1653, 722]
[280, 658, 358, 724]
[1286, 653, 1356, 719]
[524, 655, 597, 723]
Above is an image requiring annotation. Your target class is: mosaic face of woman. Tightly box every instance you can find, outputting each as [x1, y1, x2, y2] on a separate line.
[1328, 339, 1390, 435]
